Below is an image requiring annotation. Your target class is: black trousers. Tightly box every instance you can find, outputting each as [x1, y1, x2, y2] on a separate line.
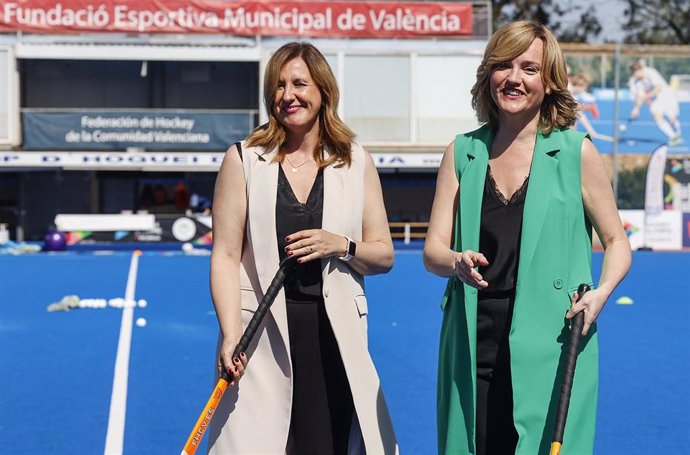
[476, 291, 519, 455]
[285, 298, 354, 455]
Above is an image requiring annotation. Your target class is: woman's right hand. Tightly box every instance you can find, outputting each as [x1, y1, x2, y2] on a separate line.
[454, 249, 490, 289]
[218, 332, 248, 387]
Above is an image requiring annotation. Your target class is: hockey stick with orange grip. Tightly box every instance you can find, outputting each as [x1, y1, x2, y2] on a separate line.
[181, 256, 298, 455]
[550, 283, 590, 455]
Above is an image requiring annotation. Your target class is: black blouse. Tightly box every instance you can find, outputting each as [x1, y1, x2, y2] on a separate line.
[477, 166, 529, 294]
[276, 165, 324, 302]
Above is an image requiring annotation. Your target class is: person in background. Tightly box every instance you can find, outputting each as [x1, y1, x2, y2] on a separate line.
[138, 183, 155, 208]
[628, 58, 683, 145]
[189, 193, 212, 215]
[153, 184, 167, 206]
[173, 181, 189, 211]
[207, 42, 398, 455]
[424, 21, 631, 455]
[569, 72, 612, 141]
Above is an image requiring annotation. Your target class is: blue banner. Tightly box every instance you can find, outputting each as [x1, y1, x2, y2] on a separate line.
[21, 110, 254, 150]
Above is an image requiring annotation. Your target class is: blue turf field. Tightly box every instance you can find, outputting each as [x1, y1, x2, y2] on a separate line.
[0, 250, 688, 454]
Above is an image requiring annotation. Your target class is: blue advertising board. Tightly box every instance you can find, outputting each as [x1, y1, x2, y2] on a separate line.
[22, 110, 255, 150]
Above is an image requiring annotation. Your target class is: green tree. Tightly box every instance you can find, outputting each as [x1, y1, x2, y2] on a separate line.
[623, 0, 690, 44]
[616, 166, 646, 209]
[490, 0, 603, 43]
[556, 7, 603, 43]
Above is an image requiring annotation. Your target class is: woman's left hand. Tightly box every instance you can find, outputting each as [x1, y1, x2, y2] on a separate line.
[566, 288, 608, 336]
[285, 229, 347, 263]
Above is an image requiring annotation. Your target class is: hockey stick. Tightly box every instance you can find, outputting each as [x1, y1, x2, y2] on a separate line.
[181, 256, 298, 455]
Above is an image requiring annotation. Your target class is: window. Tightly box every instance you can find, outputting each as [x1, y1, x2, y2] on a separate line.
[416, 55, 481, 142]
[344, 55, 410, 142]
[324, 54, 337, 77]
[0, 49, 8, 141]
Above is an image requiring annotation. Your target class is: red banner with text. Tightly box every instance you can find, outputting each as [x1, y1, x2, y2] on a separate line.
[0, 0, 473, 38]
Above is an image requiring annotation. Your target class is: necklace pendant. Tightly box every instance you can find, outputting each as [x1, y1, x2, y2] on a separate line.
[291, 167, 298, 173]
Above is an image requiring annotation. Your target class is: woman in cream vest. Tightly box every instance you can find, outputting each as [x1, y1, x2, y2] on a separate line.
[207, 42, 398, 455]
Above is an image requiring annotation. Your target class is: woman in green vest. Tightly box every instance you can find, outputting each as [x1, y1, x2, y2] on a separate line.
[424, 21, 631, 455]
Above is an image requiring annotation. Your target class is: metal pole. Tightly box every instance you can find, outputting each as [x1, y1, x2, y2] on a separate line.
[17, 173, 26, 241]
[611, 44, 621, 200]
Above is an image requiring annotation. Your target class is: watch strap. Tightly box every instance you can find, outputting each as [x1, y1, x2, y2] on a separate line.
[338, 236, 356, 262]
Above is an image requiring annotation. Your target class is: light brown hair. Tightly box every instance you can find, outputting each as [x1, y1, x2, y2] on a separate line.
[629, 60, 644, 74]
[471, 20, 578, 134]
[572, 73, 593, 88]
[246, 42, 355, 167]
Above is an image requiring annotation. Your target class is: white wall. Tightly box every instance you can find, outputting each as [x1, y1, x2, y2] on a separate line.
[261, 38, 486, 147]
[0, 45, 20, 147]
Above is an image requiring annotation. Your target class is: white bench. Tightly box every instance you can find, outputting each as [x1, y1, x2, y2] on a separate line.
[54, 214, 156, 232]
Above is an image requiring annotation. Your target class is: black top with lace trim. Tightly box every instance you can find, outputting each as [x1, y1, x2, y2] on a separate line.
[477, 166, 529, 294]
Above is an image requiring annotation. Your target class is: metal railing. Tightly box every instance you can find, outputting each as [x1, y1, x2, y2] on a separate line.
[389, 221, 429, 244]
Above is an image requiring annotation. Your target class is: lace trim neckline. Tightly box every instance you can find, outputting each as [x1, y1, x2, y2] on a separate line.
[487, 167, 530, 205]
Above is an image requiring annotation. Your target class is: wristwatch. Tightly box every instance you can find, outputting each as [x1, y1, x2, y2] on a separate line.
[338, 236, 356, 262]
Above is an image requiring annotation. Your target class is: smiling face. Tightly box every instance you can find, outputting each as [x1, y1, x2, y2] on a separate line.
[489, 38, 546, 123]
[273, 57, 323, 136]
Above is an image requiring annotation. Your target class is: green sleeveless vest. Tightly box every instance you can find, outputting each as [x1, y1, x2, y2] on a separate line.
[437, 125, 597, 455]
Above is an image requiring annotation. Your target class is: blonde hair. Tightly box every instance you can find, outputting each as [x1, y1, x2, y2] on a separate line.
[471, 20, 578, 134]
[246, 42, 355, 167]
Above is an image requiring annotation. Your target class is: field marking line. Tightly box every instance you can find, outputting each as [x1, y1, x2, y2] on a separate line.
[104, 252, 140, 455]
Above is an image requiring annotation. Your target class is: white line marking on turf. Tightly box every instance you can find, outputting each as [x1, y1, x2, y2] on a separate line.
[104, 252, 141, 455]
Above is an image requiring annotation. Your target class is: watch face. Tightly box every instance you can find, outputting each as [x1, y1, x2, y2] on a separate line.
[348, 239, 356, 257]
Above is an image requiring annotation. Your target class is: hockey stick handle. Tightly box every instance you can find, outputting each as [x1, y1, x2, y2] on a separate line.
[550, 283, 591, 455]
[221, 255, 297, 380]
